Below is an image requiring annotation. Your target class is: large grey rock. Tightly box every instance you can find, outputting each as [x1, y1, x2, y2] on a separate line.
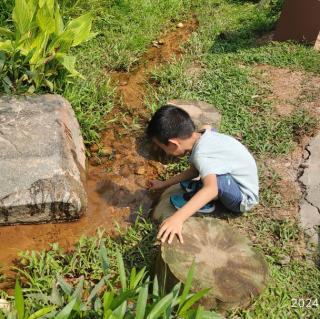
[0, 94, 87, 225]
[167, 99, 221, 130]
[299, 133, 320, 245]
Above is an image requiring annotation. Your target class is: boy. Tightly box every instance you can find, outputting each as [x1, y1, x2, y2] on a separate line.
[146, 105, 259, 244]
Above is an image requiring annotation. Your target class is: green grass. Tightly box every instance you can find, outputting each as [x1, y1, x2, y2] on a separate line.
[1, 0, 320, 318]
[145, 0, 320, 318]
[14, 214, 158, 294]
[0, 0, 194, 146]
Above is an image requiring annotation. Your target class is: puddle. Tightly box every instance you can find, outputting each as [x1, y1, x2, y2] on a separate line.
[0, 18, 198, 280]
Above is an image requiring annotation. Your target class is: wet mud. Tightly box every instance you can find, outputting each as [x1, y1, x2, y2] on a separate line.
[0, 18, 198, 279]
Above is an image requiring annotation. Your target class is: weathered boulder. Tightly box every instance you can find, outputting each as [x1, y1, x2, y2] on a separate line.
[167, 99, 221, 130]
[0, 94, 87, 225]
[155, 217, 268, 311]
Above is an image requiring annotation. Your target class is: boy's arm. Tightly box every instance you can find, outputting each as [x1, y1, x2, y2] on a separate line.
[149, 165, 199, 189]
[157, 174, 218, 244]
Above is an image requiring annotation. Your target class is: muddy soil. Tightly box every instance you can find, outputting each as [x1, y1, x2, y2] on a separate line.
[0, 18, 198, 279]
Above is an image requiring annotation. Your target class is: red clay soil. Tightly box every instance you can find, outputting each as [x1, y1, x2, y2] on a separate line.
[0, 18, 198, 281]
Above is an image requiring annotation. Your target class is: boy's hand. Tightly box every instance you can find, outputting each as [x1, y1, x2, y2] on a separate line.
[157, 215, 184, 244]
[148, 179, 167, 190]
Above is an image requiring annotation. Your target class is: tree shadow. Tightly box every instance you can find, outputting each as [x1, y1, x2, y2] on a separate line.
[209, 4, 280, 55]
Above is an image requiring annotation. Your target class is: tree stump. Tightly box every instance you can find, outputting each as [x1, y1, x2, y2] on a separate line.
[154, 217, 268, 311]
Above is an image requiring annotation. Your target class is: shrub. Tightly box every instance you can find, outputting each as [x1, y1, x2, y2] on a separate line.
[0, 0, 95, 93]
[0, 249, 222, 319]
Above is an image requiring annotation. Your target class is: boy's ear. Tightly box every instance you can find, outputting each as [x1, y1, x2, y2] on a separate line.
[168, 138, 179, 148]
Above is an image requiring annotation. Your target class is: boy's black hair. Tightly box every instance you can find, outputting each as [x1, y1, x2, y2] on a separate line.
[146, 105, 195, 145]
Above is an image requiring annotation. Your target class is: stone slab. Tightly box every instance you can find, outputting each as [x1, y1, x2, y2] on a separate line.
[299, 200, 320, 244]
[167, 99, 221, 130]
[0, 94, 87, 224]
[299, 133, 320, 247]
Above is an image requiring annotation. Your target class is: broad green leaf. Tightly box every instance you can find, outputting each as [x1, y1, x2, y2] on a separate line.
[116, 249, 127, 291]
[56, 53, 83, 78]
[132, 267, 147, 289]
[57, 275, 72, 295]
[94, 297, 102, 311]
[44, 79, 54, 91]
[51, 281, 63, 306]
[36, 6, 55, 34]
[0, 27, 14, 38]
[29, 32, 49, 66]
[48, 29, 75, 53]
[103, 291, 114, 312]
[54, 3, 64, 34]
[0, 40, 14, 53]
[14, 279, 25, 319]
[55, 298, 77, 319]
[146, 292, 174, 319]
[195, 306, 203, 319]
[27, 306, 56, 319]
[201, 311, 223, 319]
[178, 261, 195, 312]
[152, 275, 159, 302]
[71, 277, 84, 300]
[12, 0, 34, 35]
[86, 277, 106, 304]
[129, 267, 136, 290]
[179, 288, 211, 316]
[99, 242, 109, 277]
[135, 283, 148, 319]
[110, 290, 136, 310]
[113, 301, 127, 319]
[0, 311, 4, 319]
[39, 0, 46, 8]
[65, 13, 93, 46]
[45, 0, 54, 12]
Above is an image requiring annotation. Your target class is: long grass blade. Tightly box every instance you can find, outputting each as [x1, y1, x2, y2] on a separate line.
[15, 279, 24, 319]
[178, 261, 195, 312]
[116, 249, 127, 291]
[55, 298, 77, 319]
[146, 292, 173, 319]
[135, 283, 148, 319]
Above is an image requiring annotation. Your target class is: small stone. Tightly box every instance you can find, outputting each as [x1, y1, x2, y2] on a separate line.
[177, 22, 184, 28]
[119, 80, 128, 86]
[101, 146, 113, 156]
[136, 167, 146, 175]
[158, 39, 165, 45]
[284, 162, 291, 167]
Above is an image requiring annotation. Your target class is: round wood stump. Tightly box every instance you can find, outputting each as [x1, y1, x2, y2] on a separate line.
[155, 217, 268, 311]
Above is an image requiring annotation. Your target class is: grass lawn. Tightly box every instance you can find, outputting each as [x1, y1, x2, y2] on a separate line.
[1, 0, 320, 318]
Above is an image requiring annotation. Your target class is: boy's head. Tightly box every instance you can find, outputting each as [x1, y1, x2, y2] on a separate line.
[146, 105, 196, 156]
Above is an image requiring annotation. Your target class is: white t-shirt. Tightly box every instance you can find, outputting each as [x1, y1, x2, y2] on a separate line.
[189, 130, 259, 212]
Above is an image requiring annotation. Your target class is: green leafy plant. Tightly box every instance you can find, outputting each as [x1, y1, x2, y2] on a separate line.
[0, 0, 95, 93]
[2, 249, 222, 318]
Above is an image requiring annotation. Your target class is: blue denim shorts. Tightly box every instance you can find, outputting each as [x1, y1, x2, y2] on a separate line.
[217, 174, 242, 213]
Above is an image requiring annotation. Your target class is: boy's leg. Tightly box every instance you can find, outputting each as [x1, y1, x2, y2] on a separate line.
[217, 174, 242, 213]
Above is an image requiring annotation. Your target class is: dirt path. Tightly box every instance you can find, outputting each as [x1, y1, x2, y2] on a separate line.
[0, 18, 198, 281]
